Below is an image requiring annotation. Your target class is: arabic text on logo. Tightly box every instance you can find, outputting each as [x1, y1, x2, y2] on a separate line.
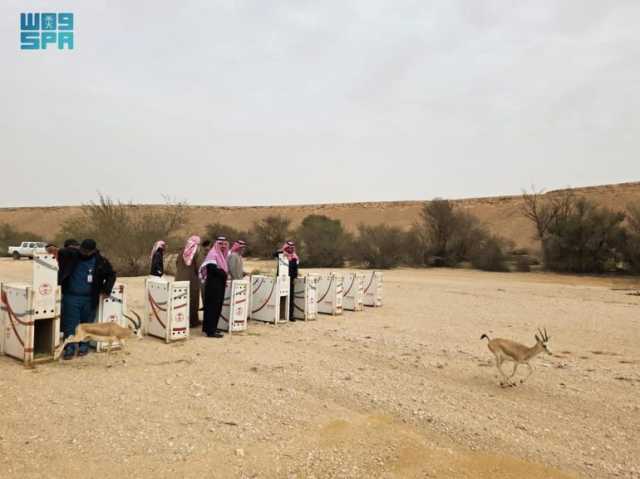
[20, 13, 74, 50]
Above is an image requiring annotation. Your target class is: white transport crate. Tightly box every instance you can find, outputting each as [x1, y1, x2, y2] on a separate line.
[0, 283, 61, 365]
[363, 271, 383, 307]
[218, 279, 249, 334]
[94, 282, 128, 352]
[293, 275, 318, 320]
[317, 273, 343, 316]
[342, 272, 365, 312]
[146, 277, 190, 343]
[32, 253, 59, 319]
[277, 253, 289, 277]
[249, 275, 290, 324]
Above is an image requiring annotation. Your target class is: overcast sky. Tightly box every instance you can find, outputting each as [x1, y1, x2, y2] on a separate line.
[1, 1, 639, 207]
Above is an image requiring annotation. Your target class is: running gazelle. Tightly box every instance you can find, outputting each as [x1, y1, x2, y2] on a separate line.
[481, 328, 551, 387]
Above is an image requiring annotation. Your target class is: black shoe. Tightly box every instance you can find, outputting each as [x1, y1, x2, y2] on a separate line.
[206, 332, 224, 338]
[290, 318, 297, 322]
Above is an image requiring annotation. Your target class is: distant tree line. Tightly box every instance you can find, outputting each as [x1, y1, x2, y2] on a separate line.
[3, 191, 640, 275]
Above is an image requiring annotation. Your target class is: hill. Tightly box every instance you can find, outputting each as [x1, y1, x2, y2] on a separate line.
[1, 181, 639, 252]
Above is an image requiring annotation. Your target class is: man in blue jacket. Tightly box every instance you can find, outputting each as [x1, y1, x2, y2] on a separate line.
[57, 239, 116, 359]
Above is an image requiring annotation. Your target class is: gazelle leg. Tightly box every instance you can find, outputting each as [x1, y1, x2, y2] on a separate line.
[520, 363, 534, 383]
[56, 337, 70, 360]
[495, 356, 512, 387]
[507, 362, 520, 387]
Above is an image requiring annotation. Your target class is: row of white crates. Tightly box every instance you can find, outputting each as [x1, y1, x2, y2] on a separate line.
[1, 262, 383, 365]
[143, 270, 383, 334]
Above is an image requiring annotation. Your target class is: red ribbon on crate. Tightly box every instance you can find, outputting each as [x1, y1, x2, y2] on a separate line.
[147, 292, 167, 329]
[0, 290, 33, 348]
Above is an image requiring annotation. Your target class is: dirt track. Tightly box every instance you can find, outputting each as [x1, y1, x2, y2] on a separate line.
[1, 258, 639, 478]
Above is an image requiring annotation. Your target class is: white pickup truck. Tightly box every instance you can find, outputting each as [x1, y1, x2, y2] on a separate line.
[8, 241, 48, 259]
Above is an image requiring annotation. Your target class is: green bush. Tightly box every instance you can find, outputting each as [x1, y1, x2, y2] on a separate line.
[419, 199, 458, 261]
[515, 255, 532, 272]
[545, 198, 626, 273]
[416, 199, 490, 267]
[403, 226, 428, 266]
[624, 203, 640, 273]
[296, 215, 350, 267]
[469, 235, 509, 272]
[350, 224, 405, 269]
[205, 222, 245, 243]
[249, 215, 291, 259]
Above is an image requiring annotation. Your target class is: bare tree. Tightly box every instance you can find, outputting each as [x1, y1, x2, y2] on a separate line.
[520, 187, 574, 264]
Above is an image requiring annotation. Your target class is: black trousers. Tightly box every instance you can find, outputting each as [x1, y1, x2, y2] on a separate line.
[289, 275, 297, 320]
[202, 266, 227, 335]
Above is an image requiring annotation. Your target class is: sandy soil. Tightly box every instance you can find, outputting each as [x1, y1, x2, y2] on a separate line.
[1, 181, 640, 252]
[1, 258, 639, 478]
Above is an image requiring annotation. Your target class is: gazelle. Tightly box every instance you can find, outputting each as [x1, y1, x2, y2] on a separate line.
[54, 310, 142, 360]
[481, 328, 551, 387]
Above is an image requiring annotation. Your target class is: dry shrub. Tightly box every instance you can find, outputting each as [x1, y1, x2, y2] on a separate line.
[297, 215, 350, 267]
[250, 215, 291, 259]
[205, 222, 247, 244]
[545, 198, 625, 273]
[57, 194, 188, 276]
[624, 203, 640, 274]
[515, 255, 532, 272]
[350, 224, 405, 269]
[469, 235, 509, 272]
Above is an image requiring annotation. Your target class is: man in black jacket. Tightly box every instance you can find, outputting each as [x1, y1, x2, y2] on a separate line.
[57, 239, 116, 359]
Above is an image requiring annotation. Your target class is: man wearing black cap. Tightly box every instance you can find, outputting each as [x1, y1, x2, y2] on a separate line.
[57, 239, 116, 359]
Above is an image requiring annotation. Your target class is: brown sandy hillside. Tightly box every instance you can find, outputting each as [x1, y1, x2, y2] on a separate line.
[1, 181, 639, 252]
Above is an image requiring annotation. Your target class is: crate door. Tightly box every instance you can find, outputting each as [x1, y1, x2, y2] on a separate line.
[334, 275, 344, 315]
[355, 274, 365, 311]
[342, 273, 357, 311]
[250, 276, 278, 323]
[276, 276, 290, 323]
[364, 272, 383, 307]
[277, 254, 289, 277]
[306, 276, 318, 319]
[229, 279, 249, 332]
[375, 273, 383, 306]
[95, 283, 126, 352]
[1, 284, 33, 363]
[169, 282, 189, 341]
[318, 274, 340, 315]
[343, 273, 364, 311]
[32, 254, 59, 319]
[146, 278, 170, 339]
[292, 278, 306, 320]
[218, 280, 233, 331]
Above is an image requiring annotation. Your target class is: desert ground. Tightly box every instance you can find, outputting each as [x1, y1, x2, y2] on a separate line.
[1, 258, 639, 479]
